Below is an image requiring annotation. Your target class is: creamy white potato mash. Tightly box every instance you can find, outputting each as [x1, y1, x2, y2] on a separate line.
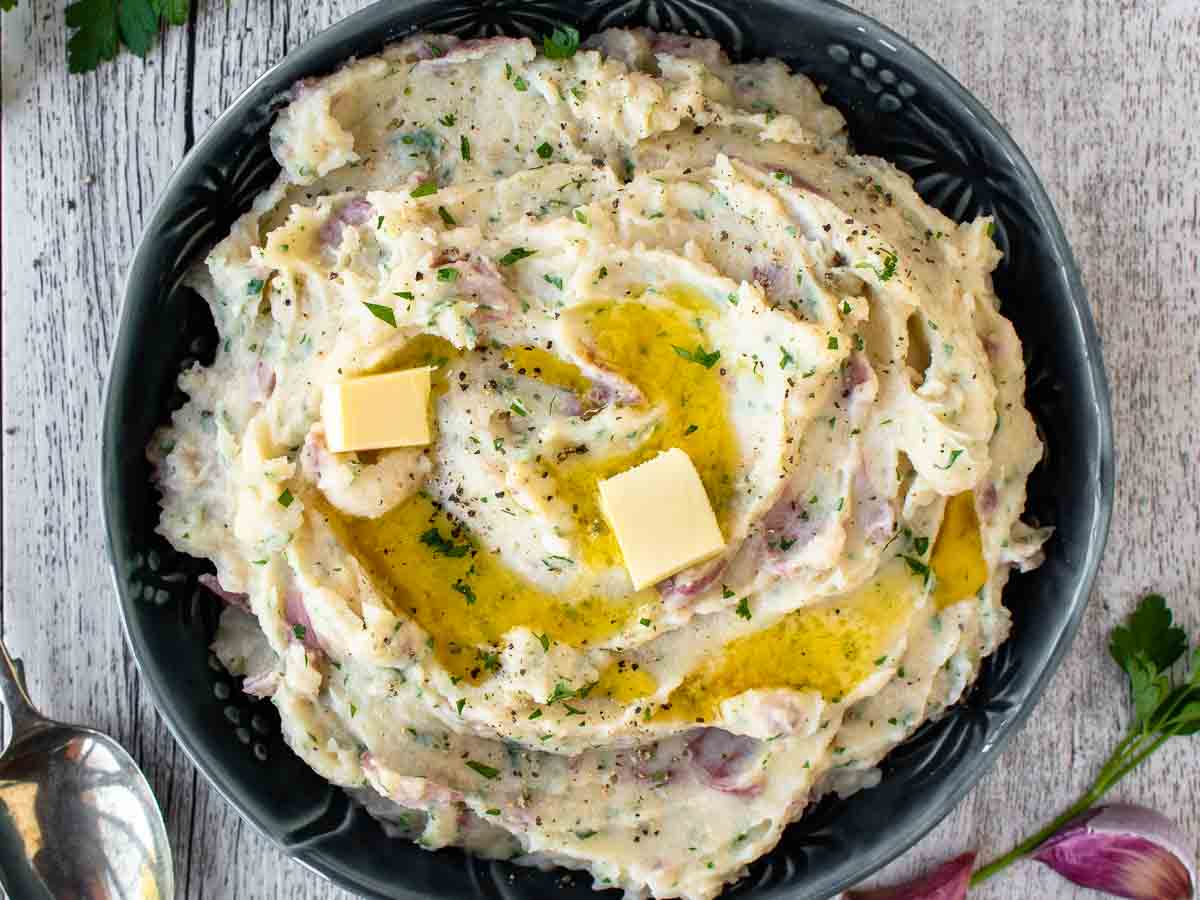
[150, 27, 1050, 900]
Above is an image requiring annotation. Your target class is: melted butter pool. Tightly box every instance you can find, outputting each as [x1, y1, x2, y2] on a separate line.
[341, 493, 641, 683]
[656, 560, 922, 722]
[546, 287, 741, 568]
[930, 492, 988, 608]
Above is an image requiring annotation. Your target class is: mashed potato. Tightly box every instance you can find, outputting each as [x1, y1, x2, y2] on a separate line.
[150, 28, 1049, 900]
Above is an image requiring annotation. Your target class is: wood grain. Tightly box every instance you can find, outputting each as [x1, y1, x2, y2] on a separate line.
[2, 1, 1197, 898]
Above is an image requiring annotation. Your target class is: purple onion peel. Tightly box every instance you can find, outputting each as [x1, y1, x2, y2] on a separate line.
[1033, 803, 1195, 899]
[845, 852, 975, 900]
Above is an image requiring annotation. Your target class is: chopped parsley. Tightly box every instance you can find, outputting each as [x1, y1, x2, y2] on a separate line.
[543, 25, 580, 59]
[363, 302, 397, 327]
[498, 246, 537, 265]
[456, 698, 466, 715]
[453, 580, 477, 605]
[410, 180, 438, 198]
[437, 206, 457, 227]
[935, 448, 964, 470]
[827, 335, 839, 350]
[513, 75, 528, 91]
[573, 209, 589, 225]
[543, 555, 575, 572]
[536, 141, 553, 159]
[246, 278, 264, 295]
[292, 624, 306, 641]
[672, 344, 721, 369]
[684, 424, 699, 435]
[419, 527, 470, 558]
[438, 113, 456, 127]
[779, 347, 795, 369]
[510, 398, 530, 416]
[913, 536, 930, 556]
[855, 251, 899, 282]
[277, 488, 294, 508]
[736, 597, 752, 620]
[437, 267, 459, 282]
[465, 760, 500, 780]
[544, 274, 564, 290]
[460, 134, 471, 161]
[394, 290, 414, 300]
[537, 633, 551, 652]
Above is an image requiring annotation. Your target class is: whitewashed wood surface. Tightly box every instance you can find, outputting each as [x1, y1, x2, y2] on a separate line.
[2, 1, 1198, 897]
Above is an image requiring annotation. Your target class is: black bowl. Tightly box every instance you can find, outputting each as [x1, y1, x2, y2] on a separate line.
[100, 1, 1113, 898]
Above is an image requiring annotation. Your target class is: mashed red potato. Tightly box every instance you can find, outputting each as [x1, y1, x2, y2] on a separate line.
[150, 27, 1049, 900]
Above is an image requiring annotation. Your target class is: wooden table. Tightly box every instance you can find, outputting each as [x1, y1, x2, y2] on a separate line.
[2, 1, 1197, 897]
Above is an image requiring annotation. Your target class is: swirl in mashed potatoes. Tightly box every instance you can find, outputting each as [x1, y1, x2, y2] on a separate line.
[150, 27, 1050, 900]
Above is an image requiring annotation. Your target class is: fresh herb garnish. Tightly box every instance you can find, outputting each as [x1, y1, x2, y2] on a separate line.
[363, 302, 397, 327]
[419, 527, 470, 558]
[935, 449, 964, 470]
[498, 247, 536, 266]
[65, 0, 189, 73]
[543, 555, 575, 572]
[410, 180, 438, 198]
[246, 278, 264, 295]
[437, 267, 459, 282]
[460, 134, 471, 161]
[536, 141, 553, 159]
[277, 488, 294, 508]
[465, 760, 500, 780]
[510, 399, 530, 416]
[437, 206, 457, 227]
[456, 698, 466, 715]
[292, 624, 306, 641]
[573, 209, 589, 225]
[544, 274, 564, 290]
[394, 290, 415, 300]
[901, 555, 930, 580]
[684, 424, 699, 436]
[438, 113, 456, 126]
[452, 579, 477, 605]
[543, 25, 580, 59]
[779, 347, 795, 369]
[513, 75, 528, 91]
[855, 251, 899, 282]
[537, 633, 551, 652]
[736, 597, 752, 620]
[672, 344, 721, 369]
[972, 594, 1200, 886]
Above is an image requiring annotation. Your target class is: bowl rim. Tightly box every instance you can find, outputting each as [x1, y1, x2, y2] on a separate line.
[100, 1, 1114, 897]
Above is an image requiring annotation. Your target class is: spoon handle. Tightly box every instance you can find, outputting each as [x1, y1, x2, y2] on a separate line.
[0, 637, 45, 741]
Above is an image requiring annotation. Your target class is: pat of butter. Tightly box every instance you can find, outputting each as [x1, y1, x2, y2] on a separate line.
[322, 368, 433, 452]
[598, 448, 726, 590]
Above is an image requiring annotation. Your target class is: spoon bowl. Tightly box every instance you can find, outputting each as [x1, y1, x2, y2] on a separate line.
[0, 641, 174, 900]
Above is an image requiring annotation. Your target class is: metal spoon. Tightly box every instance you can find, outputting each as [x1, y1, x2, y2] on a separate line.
[0, 637, 174, 899]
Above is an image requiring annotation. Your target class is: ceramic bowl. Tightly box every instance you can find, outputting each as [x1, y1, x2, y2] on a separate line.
[101, 2, 1113, 897]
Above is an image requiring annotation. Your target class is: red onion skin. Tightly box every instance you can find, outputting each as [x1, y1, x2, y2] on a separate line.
[1033, 804, 1196, 900]
[845, 853, 976, 900]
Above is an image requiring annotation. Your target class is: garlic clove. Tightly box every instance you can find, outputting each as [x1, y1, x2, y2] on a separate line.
[845, 852, 975, 900]
[1033, 803, 1196, 900]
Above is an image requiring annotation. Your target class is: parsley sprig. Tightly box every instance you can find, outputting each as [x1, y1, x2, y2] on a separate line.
[672, 344, 721, 369]
[972, 593, 1200, 885]
[62, 0, 190, 74]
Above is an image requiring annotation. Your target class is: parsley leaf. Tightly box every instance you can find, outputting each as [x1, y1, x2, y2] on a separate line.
[277, 488, 294, 508]
[736, 597, 752, 620]
[498, 247, 536, 266]
[536, 141, 553, 159]
[1110, 593, 1188, 674]
[452, 579, 477, 605]
[437, 206, 457, 227]
[465, 760, 499, 780]
[419, 528, 470, 558]
[363, 302, 397, 327]
[672, 344, 721, 369]
[855, 251, 899, 282]
[543, 25, 580, 59]
[935, 448, 964, 470]
[410, 180, 438, 198]
[460, 134, 471, 161]
[66, 0, 190, 72]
